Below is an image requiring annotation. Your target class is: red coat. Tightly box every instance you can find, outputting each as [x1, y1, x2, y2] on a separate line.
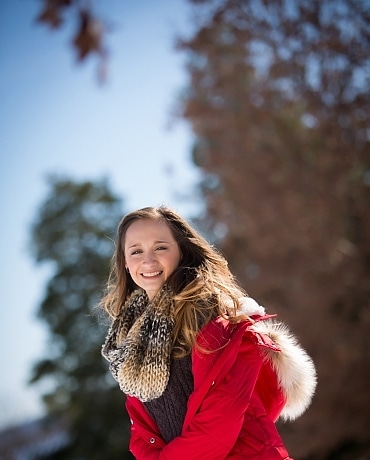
[125, 315, 315, 459]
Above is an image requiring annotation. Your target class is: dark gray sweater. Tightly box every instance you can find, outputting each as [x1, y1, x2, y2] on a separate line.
[144, 354, 194, 443]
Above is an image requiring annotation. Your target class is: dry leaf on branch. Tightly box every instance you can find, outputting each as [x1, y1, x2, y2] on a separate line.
[72, 9, 103, 61]
[37, 0, 72, 28]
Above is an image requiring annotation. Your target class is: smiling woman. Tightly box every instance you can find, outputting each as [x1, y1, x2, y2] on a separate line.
[124, 219, 182, 300]
[100, 206, 317, 460]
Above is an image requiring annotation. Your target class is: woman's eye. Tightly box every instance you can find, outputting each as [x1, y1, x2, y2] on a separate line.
[131, 250, 142, 255]
[156, 246, 167, 251]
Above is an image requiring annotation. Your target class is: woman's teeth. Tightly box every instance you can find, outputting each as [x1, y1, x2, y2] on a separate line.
[142, 271, 161, 278]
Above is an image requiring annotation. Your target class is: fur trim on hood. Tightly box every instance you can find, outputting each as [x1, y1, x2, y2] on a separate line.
[251, 318, 317, 421]
[231, 297, 317, 421]
[237, 296, 266, 317]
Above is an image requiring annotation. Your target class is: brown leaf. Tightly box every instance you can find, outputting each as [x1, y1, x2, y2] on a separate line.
[37, 3, 63, 28]
[36, 0, 72, 29]
[72, 9, 102, 61]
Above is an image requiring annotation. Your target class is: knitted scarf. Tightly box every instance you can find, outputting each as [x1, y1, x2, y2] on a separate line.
[101, 286, 175, 402]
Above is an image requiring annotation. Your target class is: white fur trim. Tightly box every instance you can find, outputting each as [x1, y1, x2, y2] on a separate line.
[238, 297, 266, 317]
[224, 296, 266, 317]
[252, 320, 317, 421]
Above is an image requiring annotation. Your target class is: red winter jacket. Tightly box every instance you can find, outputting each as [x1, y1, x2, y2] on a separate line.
[125, 315, 316, 460]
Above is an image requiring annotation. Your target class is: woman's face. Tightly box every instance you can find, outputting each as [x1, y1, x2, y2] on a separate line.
[124, 218, 181, 300]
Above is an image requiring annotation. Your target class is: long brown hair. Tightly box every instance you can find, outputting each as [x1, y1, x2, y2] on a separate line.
[101, 206, 246, 356]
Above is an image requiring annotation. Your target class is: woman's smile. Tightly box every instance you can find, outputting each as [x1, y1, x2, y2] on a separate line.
[141, 271, 162, 278]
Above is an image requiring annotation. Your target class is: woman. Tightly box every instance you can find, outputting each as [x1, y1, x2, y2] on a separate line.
[101, 206, 316, 459]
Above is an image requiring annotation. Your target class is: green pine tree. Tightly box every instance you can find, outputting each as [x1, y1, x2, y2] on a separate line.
[29, 175, 134, 459]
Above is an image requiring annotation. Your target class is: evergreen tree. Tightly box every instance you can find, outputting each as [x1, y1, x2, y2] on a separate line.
[29, 176, 134, 459]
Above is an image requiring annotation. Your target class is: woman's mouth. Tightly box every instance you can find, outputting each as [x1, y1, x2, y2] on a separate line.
[141, 271, 162, 278]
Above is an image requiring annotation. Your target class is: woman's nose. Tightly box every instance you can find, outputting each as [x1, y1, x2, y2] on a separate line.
[143, 251, 156, 264]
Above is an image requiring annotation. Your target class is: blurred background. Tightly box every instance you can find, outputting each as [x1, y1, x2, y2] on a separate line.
[0, 0, 369, 459]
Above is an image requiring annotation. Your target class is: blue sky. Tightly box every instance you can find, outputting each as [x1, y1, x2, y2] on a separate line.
[0, 0, 200, 428]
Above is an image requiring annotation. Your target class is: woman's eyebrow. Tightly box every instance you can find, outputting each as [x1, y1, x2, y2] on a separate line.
[127, 239, 171, 249]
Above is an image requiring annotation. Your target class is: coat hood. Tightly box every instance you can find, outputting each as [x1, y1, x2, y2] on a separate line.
[250, 318, 317, 421]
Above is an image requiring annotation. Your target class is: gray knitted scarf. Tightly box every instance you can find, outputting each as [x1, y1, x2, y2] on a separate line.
[101, 286, 175, 402]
